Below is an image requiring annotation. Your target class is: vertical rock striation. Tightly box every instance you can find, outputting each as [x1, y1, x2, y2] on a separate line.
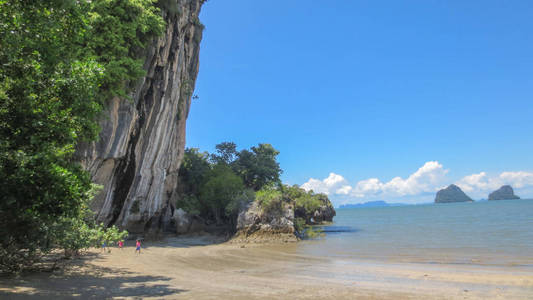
[77, 0, 204, 234]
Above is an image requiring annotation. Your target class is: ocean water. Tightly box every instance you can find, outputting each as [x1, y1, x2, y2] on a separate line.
[298, 199, 533, 266]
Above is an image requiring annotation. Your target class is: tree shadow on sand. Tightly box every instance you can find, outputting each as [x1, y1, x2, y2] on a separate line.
[0, 255, 187, 299]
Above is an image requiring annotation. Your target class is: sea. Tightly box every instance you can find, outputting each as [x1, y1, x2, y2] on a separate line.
[299, 199, 533, 266]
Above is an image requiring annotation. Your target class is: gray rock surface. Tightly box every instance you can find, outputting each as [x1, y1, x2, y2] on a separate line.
[233, 202, 298, 243]
[488, 185, 520, 200]
[294, 194, 336, 224]
[434, 184, 473, 203]
[311, 202, 336, 223]
[173, 209, 191, 234]
[76, 0, 204, 234]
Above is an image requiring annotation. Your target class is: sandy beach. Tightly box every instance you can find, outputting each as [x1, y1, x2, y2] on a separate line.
[1, 235, 532, 299]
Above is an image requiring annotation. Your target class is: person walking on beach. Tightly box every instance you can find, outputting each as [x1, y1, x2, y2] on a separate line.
[102, 241, 107, 253]
[135, 239, 141, 254]
[118, 240, 124, 250]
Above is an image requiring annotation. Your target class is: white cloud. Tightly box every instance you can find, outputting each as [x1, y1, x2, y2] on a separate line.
[456, 172, 497, 193]
[301, 161, 533, 204]
[301, 161, 448, 200]
[300, 161, 533, 206]
[353, 178, 382, 197]
[301, 172, 348, 195]
[456, 171, 533, 198]
[499, 171, 533, 188]
[351, 161, 449, 197]
[336, 185, 352, 195]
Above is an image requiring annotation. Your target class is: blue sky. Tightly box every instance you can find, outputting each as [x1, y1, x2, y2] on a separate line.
[187, 0, 533, 205]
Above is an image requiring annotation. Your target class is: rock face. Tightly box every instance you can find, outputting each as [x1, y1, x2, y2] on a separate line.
[76, 0, 204, 234]
[312, 205, 336, 223]
[232, 202, 298, 243]
[298, 201, 336, 224]
[488, 185, 520, 200]
[434, 184, 473, 203]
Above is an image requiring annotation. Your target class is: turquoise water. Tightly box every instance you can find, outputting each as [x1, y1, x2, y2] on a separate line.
[299, 199, 533, 266]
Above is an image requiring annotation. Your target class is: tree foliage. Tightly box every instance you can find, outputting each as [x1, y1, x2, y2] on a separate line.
[256, 187, 284, 215]
[233, 144, 282, 190]
[87, 0, 164, 98]
[0, 0, 162, 273]
[176, 142, 281, 226]
[200, 165, 244, 225]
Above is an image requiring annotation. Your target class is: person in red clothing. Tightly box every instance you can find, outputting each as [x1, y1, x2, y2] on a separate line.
[117, 240, 124, 250]
[135, 239, 141, 254]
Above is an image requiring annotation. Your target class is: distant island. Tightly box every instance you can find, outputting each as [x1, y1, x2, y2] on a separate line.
[488, 185, 520, 200]
[339, 201, 408, 208]
[434, 184, 473, 203]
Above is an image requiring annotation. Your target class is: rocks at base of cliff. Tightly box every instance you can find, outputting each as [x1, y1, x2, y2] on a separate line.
[435, 184, 473, 203]
[172, 208, 206, 234]
[488, 185, 520, 200]
[230, 202, 298, 243]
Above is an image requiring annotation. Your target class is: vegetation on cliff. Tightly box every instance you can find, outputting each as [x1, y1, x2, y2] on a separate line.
[0, 0, 164, 273]
[177, 142, 335, 237]
[176, 142, 281, 227]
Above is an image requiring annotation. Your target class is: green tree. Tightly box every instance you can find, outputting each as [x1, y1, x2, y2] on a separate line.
[0, 0, 102, 272]
[178, 148, 210, 195]
[0, 0, 162, 272]
[176, 143, 283, 228]
[200, 165, 244, 225]
[210, 141, 237, 165]
[86, 0, 164, 98]
[176, 148, 210, 216]
[234, 143, 282, 191]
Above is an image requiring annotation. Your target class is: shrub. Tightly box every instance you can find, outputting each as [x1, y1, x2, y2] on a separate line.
[256, 187, 283, 215]
[294, 217, 306, 234]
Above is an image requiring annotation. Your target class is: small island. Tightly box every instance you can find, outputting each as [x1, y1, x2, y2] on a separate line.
[434, 184, 473, 203]
[488, 185, 520, 200]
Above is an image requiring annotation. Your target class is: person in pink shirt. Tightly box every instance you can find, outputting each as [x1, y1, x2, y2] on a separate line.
[117, 240, 124, 250]
[135, 239, 141, 254]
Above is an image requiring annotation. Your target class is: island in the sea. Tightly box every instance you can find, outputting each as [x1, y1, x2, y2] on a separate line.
[488, 185, 520, 200]
[434, 184, 473, 203]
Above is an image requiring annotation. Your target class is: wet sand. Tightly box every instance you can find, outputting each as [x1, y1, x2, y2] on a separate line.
[1, 236, 532, 299]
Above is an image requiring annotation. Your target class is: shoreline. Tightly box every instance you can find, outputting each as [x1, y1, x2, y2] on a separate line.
[1, 236, 532, 299]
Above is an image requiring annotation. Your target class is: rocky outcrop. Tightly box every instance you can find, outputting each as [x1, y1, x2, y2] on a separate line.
[488, 185, 520, 200]
[435, 184, 473, 203]
[231, 202, 298, 243]
[310, 196, 336, 223]
[76, 0, 204, 234]
[294, 194, 336, 224]
[172, 208, 205, 234]
[312, 204, 336, 223]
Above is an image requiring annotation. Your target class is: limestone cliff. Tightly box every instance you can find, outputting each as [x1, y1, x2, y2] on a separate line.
[77, 0, 203, 234]
[488, 185, 520, 200]
[434, 184, 473, 203]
